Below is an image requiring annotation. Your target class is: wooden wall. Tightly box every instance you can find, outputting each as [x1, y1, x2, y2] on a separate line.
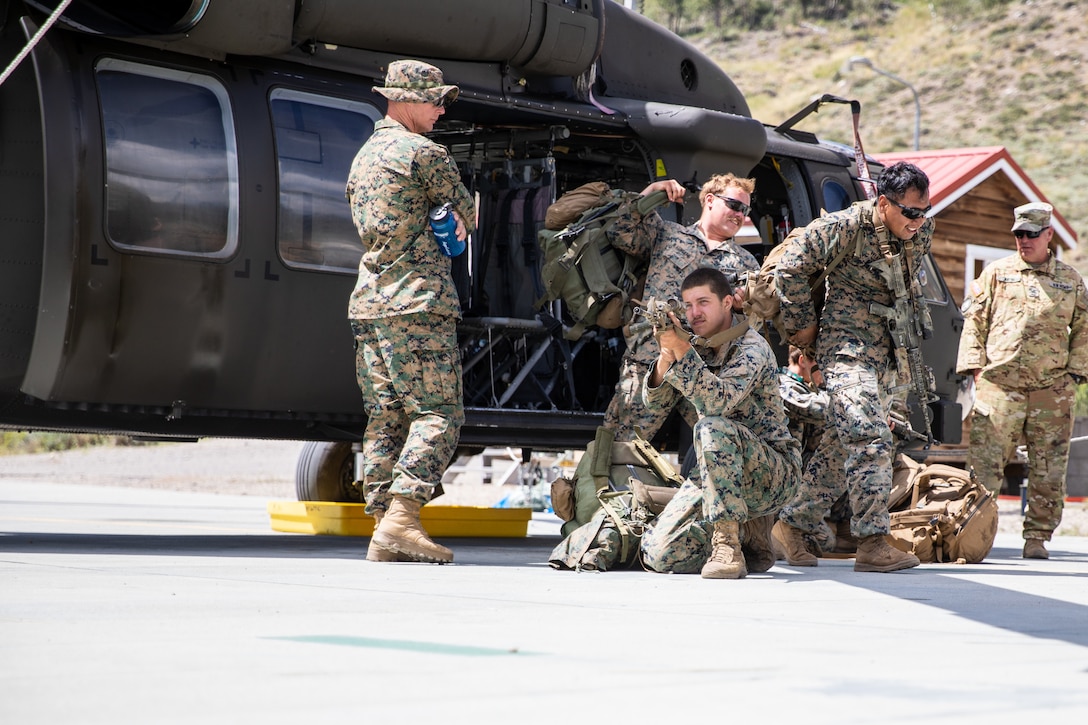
[929, 174, 1026, 306]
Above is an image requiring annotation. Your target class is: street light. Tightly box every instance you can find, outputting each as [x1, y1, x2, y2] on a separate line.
[844, 56, 921, 151]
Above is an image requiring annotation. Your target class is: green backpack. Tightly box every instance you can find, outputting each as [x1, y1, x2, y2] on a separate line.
[536, 184, 669, 340]
[548, 427, 684, 571]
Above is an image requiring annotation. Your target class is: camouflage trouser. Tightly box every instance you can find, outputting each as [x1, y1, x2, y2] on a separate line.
[352, 313, 464, 515]
[603, 358, 697, 441]
[968, 375, 1074, 541]
[641, 416, 800, 574]
[779, 358, 895, 540]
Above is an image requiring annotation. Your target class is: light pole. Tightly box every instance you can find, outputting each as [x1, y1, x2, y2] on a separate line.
[844, 56, 921, 151]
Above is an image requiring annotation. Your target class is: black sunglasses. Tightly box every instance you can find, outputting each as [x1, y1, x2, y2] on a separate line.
[1014, 228, 1048, 239]
[712, 194, 751, 217]
[888, 198, 931, 220]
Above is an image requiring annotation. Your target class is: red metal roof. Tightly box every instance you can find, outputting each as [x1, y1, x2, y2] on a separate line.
[873, 147, 1077, 247]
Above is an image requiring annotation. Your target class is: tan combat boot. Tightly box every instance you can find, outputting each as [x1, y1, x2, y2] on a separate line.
[833, 518, 858, 554]
[366, 512, 413, 562]
[772, 520, 818, 567]
[702, 519, 747, 579]
[741, 514, 777, 573]
[854, 535, 920, 572]
[371, 495, 453, 564]
[1023, 539, 1049, 559]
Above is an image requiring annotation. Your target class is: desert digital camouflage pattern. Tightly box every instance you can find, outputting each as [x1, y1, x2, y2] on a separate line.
[601, 209, 760, 440]
[775, 200, 935, 540]
[637, 324, 801, 573]
[957, 248, 1088, 541]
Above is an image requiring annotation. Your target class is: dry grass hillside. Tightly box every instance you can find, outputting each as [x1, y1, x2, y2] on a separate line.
[678, 0, 1087, 270]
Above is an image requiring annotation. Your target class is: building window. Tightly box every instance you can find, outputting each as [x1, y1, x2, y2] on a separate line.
[96, 58, 238, 258]
[270, 90, 381, 273]
[964, 243, 1011, 292]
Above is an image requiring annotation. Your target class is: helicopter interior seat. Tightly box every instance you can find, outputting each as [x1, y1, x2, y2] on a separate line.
[454, 160, 583, 411]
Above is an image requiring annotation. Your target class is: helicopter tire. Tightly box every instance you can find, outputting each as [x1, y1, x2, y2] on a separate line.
[295, 440, 363, 503]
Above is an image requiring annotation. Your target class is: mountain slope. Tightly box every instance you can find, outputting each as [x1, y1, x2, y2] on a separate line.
[686, 0, 1087, 268]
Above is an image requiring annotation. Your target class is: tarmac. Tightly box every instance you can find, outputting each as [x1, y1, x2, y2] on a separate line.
[2, 478, 1087, 723]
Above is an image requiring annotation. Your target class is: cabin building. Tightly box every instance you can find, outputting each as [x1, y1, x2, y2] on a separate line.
[874, 147, 1079, 306]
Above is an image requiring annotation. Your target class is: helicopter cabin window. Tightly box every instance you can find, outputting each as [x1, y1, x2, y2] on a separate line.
[270, 90, 381, 273]
[820, 178, 852, 214]
[95, 59, 238, 258]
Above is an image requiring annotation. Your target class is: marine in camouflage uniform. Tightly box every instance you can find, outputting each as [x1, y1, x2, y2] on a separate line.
[639, 268, 801, 578]
[775, 162, 934, 573]
[602, 176, 761, 441]
[956, 202, 1088, 559]
[345, 60, 475, 563]
[779, 348, 829, 466]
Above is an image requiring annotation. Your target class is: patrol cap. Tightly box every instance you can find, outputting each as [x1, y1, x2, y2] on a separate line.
[374, 60, 459, 106]
[1011, 202, 1052, 233]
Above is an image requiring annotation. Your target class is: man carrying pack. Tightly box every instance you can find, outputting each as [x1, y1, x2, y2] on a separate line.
[345, 59, 475, 564]
[774, 162, 933, 573]
[956, 202, 1088, 560]
[602, 174, 761, 442]
[640, 268, 801, 579]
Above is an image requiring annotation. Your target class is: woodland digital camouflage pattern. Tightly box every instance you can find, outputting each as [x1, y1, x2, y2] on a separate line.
[346, 118, 475, 320]
[352, 314, 464, 513]
[372, 59, 459, 105]
[602, 210, 760, 440]
[776, 200, 935, 540]
[957, 250, 1088, 541]
[638, 323, 801, 573]
[346, 112, 475, 514]
[779, 367, 829, 464]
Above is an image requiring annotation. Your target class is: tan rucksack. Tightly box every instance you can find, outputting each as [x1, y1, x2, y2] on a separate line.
[886, 461, 998, 564]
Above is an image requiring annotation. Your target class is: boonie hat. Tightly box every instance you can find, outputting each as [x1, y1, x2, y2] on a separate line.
[373, 59, 459, 106]
[1011, 202, 1052, 233]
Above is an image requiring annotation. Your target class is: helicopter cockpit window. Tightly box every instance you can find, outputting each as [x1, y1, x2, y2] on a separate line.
[270, 90, 381, 273]
[96, 59, 238, 258]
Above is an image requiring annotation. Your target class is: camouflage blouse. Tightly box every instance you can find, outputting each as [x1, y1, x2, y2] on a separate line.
[776, 200, 934, 370]
[643, 322, 798, 460]
[345, 118, 475, 320]
[957, 252, 1088, 389]
[609, 207, 760, 366]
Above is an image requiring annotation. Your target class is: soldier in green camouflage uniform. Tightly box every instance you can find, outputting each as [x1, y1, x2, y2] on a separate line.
[345, 60, 475, 564]
[602, 175, 761, 442]
[780, 345, 829, 466]
[639, 268, 801, 579]
[774, 162, 934, 573]
[956, 202, 1088, 559]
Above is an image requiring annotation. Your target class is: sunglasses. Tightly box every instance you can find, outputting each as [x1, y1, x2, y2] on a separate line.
[1014, 228, 1048, 239]
[712, 194, 751, 217]
[888, 198, 931, 220]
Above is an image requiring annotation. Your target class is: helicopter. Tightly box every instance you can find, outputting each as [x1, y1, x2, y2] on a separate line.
[0, 0, 964, 501]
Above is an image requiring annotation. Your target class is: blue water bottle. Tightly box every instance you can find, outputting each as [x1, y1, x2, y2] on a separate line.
[429, 203, 465, 257]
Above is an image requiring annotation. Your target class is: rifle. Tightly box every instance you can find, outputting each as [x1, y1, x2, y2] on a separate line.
[629, 296, 685, 334]
[870, 240, 938, 446]
[888, 410, 928, 445]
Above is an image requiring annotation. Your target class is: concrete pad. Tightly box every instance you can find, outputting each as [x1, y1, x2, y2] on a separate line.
[2, 479, 1087, 723]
